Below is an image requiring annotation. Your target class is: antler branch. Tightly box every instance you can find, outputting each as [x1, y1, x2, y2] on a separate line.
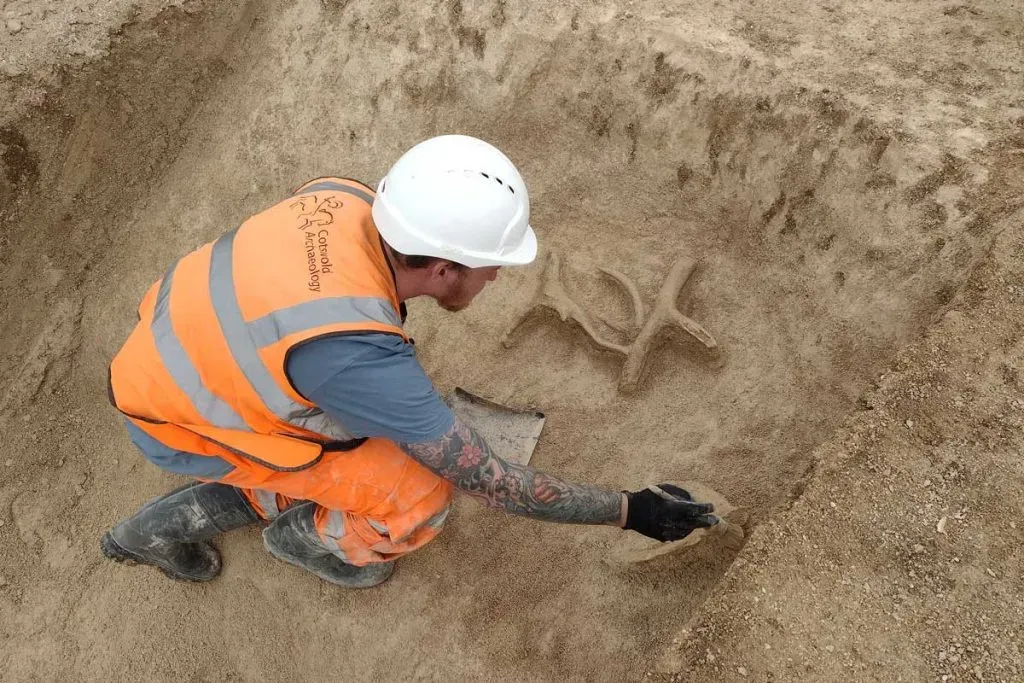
[503, 252, 629, 356]
[503, 252, 718, 395]
[596, 267, 645, 335]
[618, 257, 718, 394]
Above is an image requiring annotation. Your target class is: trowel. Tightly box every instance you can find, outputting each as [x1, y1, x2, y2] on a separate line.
[447, 388, 546, 466]
[606, 480, 748, 564]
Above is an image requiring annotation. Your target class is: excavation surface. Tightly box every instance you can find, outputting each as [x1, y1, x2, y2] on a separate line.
[0, 1, 1020, 680]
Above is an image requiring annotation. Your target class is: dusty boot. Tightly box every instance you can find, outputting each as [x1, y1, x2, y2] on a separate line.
[100, 482, 258, 582]
[262, 501, 394, 588]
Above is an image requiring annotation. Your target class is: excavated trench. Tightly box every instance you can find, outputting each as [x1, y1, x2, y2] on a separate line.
[0, 1, 1002, 680]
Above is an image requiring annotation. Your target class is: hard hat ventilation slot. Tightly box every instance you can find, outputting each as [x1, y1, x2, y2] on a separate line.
[477, 170, 516, 194]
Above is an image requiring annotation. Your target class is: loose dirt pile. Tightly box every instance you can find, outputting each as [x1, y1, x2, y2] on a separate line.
[0, 0, 1020, 680]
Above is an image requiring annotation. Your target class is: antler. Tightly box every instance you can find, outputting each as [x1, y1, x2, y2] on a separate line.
[503, 251, 628, 356]
[503, 252, 718, 395]
[595, 267, 645, 335]
[618, 257, 717, 393]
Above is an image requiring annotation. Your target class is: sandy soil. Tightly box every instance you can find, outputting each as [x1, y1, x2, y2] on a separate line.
[664, 203, 1024, 682]
[0, 0, 1020, 680]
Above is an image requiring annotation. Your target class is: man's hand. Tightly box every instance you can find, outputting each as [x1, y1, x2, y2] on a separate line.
[623, 484, 718, 542]
[399, 417, 625, 525]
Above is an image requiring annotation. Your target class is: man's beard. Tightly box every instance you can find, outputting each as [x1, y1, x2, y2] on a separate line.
[439, 295, 471, 312]
[437, 275, 473, 312]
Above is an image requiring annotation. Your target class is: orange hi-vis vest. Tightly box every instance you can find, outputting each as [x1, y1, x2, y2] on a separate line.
[109, 178, 410, 472]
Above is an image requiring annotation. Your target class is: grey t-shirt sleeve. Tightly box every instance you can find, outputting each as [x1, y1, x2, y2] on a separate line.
[286, 332, 455, 444]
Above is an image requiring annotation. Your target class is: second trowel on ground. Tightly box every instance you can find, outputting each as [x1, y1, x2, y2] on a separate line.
[446, 388, 547, 467]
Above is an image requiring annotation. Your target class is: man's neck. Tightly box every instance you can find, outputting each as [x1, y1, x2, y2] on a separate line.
[383, 246, 425, 303]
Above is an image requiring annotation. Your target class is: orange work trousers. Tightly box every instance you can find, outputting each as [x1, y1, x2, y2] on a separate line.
[213, 438, 452, 566]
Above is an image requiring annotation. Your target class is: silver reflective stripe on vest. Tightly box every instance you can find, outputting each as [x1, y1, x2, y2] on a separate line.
[252, 489, 281, 520]
[208, 228, 397, 440]
[297, 181, 374, 206]
[151, 262, 250, 431]
[210, 231, 301, 423]
[247, 297, 401, 348]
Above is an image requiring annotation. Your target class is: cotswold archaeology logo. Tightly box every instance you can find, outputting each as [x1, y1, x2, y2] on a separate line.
[303, 229, 334, 292]
[290, 195, 342, 292]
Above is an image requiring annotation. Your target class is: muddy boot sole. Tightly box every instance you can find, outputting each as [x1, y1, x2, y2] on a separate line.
[100, 531, 221, 582]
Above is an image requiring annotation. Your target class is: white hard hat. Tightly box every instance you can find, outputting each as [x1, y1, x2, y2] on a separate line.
[372, 135, 538, 268]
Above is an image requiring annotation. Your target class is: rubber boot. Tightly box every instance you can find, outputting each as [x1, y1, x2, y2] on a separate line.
[100, 481, 258, 582]
[262, 501, 394, 588]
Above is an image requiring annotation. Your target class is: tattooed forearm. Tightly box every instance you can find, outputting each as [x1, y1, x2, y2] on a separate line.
[400, 418, 624, 525]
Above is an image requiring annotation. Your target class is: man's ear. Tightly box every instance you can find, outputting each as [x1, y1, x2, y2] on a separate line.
[427, 259, 452, 282]
[434, 260, 462, 282]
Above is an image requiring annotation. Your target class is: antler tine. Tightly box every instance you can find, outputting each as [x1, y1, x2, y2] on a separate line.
[567, 308, 630, 356]
[661, 257, 717, 349]
[669, 309, 718, 349]
[596, 267, 645, 334]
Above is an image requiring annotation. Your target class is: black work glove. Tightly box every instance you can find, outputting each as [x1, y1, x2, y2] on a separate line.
[624, 484, 718, 542]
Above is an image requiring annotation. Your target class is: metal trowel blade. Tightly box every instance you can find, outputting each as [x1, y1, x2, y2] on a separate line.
[446, 388, 546, 466]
